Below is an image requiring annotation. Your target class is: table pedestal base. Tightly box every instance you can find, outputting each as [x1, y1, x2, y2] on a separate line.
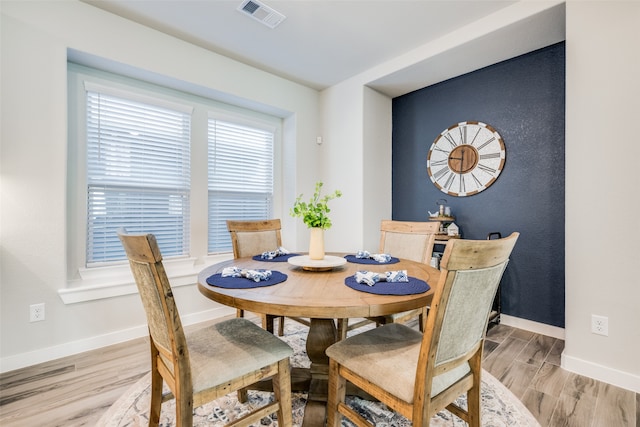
[249, 317, 379, 427]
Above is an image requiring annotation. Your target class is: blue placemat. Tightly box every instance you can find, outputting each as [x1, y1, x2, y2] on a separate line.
[252, 253, 300, 262]
[344, 255, 400, 265]
[206, 270, 287, 289]
[344, 275, 429, 295]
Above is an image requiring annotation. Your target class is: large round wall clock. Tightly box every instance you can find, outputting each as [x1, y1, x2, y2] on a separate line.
[426, 121, 506, 197]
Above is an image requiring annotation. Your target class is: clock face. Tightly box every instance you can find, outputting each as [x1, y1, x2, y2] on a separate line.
[427, 121, 506, 197]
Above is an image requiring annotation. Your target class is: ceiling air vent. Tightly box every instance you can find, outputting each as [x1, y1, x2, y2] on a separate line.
[237, 0, 286, 29]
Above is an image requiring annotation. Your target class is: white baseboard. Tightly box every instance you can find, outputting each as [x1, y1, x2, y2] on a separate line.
[0, 307, 233, 374]
[500, 314, 565, 339]
[562, 353, 640, 393]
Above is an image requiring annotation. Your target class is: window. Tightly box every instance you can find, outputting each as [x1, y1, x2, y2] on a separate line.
[85, 89, 191, 264]
[67, 63, 281, 280]
[207, 119, 274, 253]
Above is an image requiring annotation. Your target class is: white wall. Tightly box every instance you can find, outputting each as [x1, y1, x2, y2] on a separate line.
[362, 87, 393, 252]
[562, 1, 640, 392]
[0, 0, 320, 371]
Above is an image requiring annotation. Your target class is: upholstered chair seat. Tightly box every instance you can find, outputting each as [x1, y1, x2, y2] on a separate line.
[327, 323, 471, 403]
[185, 319, 293, 398]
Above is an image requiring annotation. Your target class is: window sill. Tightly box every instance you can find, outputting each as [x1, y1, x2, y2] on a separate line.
[59, 254, 232, 304]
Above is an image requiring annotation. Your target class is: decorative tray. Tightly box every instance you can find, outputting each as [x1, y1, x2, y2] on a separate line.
[287, 255, 347, 271]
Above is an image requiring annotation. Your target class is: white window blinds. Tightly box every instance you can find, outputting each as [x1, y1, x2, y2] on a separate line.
[208, 119, 274, 253]
[86, 90, 191, 264]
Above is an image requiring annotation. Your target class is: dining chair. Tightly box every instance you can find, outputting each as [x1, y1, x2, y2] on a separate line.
[326, 232, 519, 427]
[226, 219, 309, 336]
[337, 220, 439, 339]
[118, 229, 294, 427]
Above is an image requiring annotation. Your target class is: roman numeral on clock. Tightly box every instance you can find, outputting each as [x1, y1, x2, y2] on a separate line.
[444, 133, 458, 148]
[433, 167, 450, 180]
[429, 159, 449, 167]
[478, 163, 497, 174]
[476, 137, 495, 151]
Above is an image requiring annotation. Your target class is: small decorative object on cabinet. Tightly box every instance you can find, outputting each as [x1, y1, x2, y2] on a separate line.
[447, 222, 459, 236]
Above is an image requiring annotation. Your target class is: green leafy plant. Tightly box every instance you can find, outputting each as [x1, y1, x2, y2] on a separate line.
[290, 182, 342, 229]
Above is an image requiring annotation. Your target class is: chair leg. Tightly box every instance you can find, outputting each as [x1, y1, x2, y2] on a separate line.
[262, 314, 276, 333]
[336, 319, 348, 340]
[418, 306, 429, 332]
[467, 383, 481, 427]
[278, 316, 285, 336]
[236, 308, 244, 318]
[467, 350, 483, 427]
[326, 359, 347, 427]
[273, 358, 293, 426]
[237, 387, 249, 403]
[175, 391, 194, 427]
[148, 342, 163, 426]
[148, 367, 163, 426]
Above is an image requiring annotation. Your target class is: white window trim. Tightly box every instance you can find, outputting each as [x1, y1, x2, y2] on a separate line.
[62, 63, 283, 304]
[59, 254, 232, 304]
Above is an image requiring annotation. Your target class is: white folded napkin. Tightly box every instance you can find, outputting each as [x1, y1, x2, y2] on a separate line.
[355, 250, 392, 263]
[354, 270, 408, 286]
[222, 266, 272, 282]
[385, 270, 408, 282]
[354, 271, 381, 286]
[260, 246, 290, 259]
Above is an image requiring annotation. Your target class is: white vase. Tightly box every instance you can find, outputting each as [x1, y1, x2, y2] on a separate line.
[308, 227, 325, 260]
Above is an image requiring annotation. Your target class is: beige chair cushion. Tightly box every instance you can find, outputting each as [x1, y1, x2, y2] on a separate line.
[234, 231, 280, 258]
[188, 318, 293, 392]
[326, 323, 470, 403]
[436, 264, 506, 365]
[382, 232, 430, 263]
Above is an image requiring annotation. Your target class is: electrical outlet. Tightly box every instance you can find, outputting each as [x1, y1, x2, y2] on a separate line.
[30, 303, 45, 322]
[591, 314, 608, 336]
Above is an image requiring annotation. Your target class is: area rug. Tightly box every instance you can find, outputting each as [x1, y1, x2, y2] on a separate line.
[98, 322, 540, 427]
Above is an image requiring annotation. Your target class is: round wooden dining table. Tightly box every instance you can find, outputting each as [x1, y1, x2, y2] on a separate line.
[197, 253, 440, 427]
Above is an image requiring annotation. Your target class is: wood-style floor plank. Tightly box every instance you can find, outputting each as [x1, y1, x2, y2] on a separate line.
[531, 362, 570, 397]
[546, 339, 564, 366]
[516, 334, 556, 366]
[591, 383, 636, 427]
[549, 390, 597, 427]
[521, 388, 558, 426]
[498, 360, 541, 399]
[1, 320, 638, 427]
[482, 335, 529, 378]
[564, 372, 599, 399]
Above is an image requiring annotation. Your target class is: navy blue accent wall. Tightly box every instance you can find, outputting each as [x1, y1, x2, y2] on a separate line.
[392, 42, 565, 327]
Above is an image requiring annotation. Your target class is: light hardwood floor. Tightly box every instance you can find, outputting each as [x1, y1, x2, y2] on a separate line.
[1, 317, 638, 426]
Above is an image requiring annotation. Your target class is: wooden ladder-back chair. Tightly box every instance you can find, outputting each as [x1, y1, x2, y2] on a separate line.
[226, 219, 309, 336]
[327, 232, 519, 427]
[338, 220, 439, 338]
[118, 229, 294, 427]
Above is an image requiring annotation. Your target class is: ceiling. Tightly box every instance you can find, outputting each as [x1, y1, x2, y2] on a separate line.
[81, 0, 565, 97]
